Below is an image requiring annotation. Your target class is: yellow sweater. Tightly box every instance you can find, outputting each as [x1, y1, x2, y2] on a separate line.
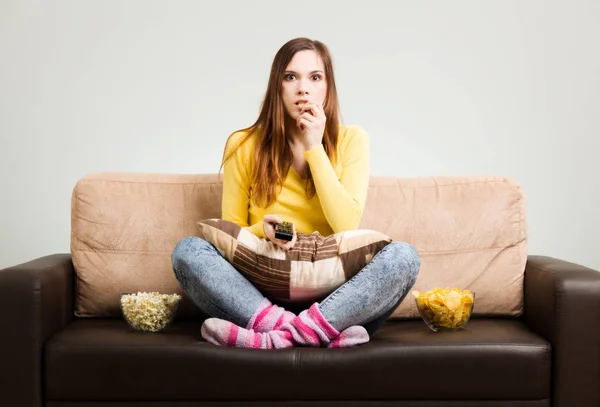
[221, 125, 370, 238]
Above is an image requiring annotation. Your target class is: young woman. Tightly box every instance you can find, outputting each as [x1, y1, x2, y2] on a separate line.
[172, 38, 421, 349]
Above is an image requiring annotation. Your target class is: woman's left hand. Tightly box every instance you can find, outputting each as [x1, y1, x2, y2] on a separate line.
[297, 102, 326, 151]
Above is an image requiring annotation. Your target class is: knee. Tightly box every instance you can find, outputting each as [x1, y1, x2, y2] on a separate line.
[386, 241, 421, 285]
[172, 236, 212, 273]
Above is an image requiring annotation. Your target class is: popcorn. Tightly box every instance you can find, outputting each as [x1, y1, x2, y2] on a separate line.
[120, 292, 181, 332]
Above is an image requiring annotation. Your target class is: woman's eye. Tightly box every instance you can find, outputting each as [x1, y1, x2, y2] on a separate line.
[284, 74, 296, 81]
[311, 74, 322, 81]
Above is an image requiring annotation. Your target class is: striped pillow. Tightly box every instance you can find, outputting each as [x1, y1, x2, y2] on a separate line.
[197, 219, 392, 304]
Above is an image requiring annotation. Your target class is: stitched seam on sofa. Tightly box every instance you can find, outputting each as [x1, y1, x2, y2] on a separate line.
[417, 238, 526, 255]
[368, 180, 513, 188]
[82, 179, 223, 186]
[79, 179, 513, 187]
[71, 240, 526, 255]
[47, 343, 549, 349]
[518, 194, 525, 274]
[48, 345, 231, 349]
[72, 249, 176, 254]
[392, 344, 550, 349]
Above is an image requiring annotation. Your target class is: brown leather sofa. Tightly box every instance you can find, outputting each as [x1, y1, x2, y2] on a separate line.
[2, 254, 600, 407]
[2, 173, 600, 407]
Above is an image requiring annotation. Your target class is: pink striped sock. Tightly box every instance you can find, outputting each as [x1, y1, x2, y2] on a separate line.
[201, 303, 370, 349]
[245, 298, 296, 332]
[327, 325, 370, 348]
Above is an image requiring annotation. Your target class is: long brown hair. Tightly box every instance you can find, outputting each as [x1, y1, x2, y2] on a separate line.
[219, 37, 341, 208]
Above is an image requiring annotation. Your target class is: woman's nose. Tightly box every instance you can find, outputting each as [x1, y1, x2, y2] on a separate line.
[296, 79, 310, 95]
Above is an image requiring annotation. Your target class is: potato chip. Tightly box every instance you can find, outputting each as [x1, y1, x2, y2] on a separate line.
[442, 291, 462, 311]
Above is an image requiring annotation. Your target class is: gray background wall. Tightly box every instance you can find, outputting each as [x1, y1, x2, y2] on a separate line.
[1, 0, 598, 270]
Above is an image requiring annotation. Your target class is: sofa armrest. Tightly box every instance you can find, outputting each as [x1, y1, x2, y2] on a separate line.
[523, 255, 600, 407]
[0, 254, 74, 407]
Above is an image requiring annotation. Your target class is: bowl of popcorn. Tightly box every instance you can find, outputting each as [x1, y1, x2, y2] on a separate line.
[412, 288, 475, 332]
[120, 292, 182, 333]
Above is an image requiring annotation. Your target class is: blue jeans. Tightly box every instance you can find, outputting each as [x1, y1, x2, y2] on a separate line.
[172, 237, 420, 336]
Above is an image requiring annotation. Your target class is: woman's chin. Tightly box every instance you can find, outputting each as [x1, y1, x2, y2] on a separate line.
[284, 109, 300, 120]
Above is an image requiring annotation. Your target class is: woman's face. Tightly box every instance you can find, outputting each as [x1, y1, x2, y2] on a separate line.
[281, 50, 327, 120]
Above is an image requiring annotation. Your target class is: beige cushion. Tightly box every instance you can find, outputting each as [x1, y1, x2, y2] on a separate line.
[197, 218, 391, 304]
[359, 176, 527, 319]
[71, 173, 526, 320]
[71, 173, 222, 318]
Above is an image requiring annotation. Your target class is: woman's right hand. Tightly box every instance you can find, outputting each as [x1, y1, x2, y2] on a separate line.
[263, 214, 297, 251]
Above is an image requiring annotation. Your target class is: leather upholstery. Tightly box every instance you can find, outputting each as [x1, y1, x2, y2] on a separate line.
[45, 318, 549, 401]
[0, 254, 73, 407]
[523, 255, 600, 407]
[2, 254, 600, 406]
[48, 401, 550, 407]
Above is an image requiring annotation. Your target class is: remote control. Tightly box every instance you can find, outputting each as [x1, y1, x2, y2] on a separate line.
[274, 221, 294, 241]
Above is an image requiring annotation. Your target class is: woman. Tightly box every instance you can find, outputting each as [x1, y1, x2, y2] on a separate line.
[172, 38, 421, 349]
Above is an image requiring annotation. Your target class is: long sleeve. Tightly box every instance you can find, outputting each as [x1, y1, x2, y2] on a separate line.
[221, 132, 266, 238]
[303, 126, 370, 233]
[245, 220, 265, 238]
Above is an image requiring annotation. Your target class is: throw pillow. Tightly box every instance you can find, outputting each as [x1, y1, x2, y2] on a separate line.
[196, 219, 392, 304]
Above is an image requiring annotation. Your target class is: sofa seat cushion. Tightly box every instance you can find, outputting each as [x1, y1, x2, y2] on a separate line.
[44, 318, 550, 402]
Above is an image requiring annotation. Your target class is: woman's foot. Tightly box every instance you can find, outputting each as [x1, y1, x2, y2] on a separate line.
[246, 298, 295, 332]
[201, 303, 369, 349]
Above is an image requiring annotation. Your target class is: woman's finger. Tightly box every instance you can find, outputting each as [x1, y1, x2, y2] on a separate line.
[297, 117, 312, 130]
[275, 239, 292, 251]
[264, 214, 283, 224]
[280, 224, 297, 250]
[298, 111, 317, 123]
[263, 214, 284, 241]
[302, 103, 319, 118]
[288, 229, 297, 249]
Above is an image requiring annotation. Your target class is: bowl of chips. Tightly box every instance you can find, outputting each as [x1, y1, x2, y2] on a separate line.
[412, 288, 475, 332]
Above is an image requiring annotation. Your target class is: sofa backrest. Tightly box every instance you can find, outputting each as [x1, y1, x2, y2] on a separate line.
[71, 172, 527, 320]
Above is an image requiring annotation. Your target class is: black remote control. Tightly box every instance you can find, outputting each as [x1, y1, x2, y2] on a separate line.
[274, 221, 294, 241]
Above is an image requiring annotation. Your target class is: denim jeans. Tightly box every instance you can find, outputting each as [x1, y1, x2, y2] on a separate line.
[172, 236, 420, 336]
